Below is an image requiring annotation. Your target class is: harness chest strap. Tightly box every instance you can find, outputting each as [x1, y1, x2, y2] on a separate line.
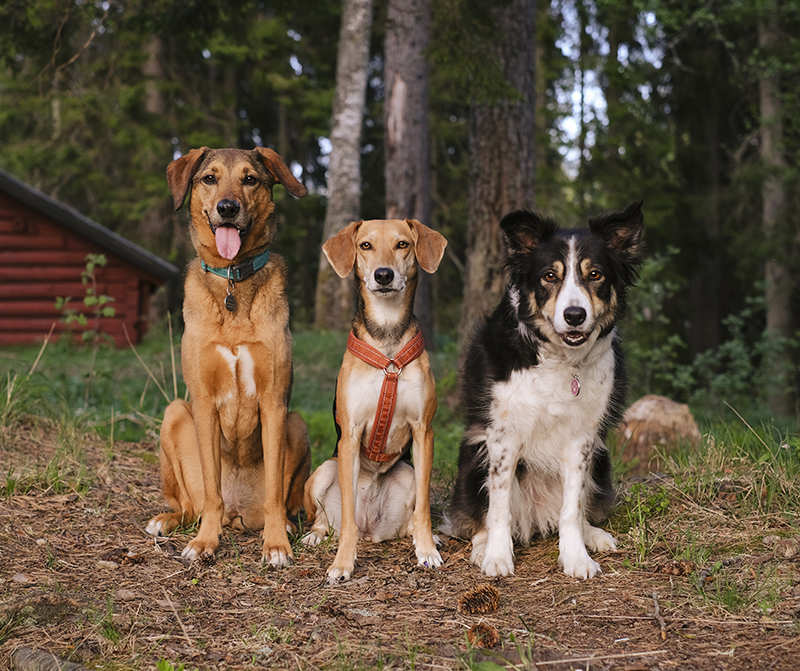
[346, 329, 426, 462]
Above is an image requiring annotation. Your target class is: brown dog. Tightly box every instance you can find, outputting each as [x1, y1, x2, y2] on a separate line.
[145, 147, 311, 566]
[301, 219, 447, 583]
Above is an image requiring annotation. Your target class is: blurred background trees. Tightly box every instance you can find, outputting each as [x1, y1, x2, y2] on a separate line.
[1, 0, 799, 423]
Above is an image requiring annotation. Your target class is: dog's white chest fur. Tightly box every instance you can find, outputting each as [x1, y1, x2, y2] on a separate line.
[488, 341, 615, 473]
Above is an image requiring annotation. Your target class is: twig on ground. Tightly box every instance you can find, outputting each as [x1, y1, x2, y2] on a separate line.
[534, 650, 668, 666]
[652, 592, 667, 640]
[160, 586, 194, 647]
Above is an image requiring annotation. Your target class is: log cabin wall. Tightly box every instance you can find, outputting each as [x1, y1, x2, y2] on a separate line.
[0, 173, 178, 347]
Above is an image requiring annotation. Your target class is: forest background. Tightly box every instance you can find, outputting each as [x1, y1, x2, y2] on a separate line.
[1, 0, 799, 427]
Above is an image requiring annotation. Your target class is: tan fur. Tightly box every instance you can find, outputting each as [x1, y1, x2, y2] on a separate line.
[146, 147, 311, 567]
[302, 219, 447, 583]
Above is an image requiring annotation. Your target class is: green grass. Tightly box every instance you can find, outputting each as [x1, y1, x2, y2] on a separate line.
[0, 327, 465, 475]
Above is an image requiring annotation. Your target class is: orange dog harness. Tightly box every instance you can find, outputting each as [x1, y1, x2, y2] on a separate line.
[346, 330, 426, 462]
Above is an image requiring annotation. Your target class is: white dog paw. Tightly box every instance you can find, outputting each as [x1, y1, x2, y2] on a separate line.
[416, 548, 443, 569]
[263, 548, 294, 567]
[145, 518, 163, 537]
[481, 551, 515, 577]
[469, 530, 488, 567]
[300, 530, 326, 548]
[181, 545, 200, 561]
[326, 564, 354, 584]
[584, 526, 617, 553]
[560, 551, 601, 579]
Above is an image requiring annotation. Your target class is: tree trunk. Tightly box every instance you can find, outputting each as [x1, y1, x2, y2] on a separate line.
[384, 0, 435, 346]
[458, 0, 536, 359]
[759, 1, 793, 417]
[314, 0, 374, 330]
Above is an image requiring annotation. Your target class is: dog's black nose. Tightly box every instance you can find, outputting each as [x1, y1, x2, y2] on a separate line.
[374, 268, 394, 286]
[217, 199, 240, 219]
[564, 306, 586, 326]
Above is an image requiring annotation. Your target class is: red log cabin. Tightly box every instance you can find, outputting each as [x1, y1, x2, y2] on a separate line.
[0, 168, 179, 347]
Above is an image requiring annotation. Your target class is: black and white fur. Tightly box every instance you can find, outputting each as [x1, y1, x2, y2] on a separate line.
[445, 201, 644, 579]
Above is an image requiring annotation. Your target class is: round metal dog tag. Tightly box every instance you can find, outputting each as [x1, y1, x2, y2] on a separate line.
[225, 294, 237, 312]
[571, 377, 581, 396]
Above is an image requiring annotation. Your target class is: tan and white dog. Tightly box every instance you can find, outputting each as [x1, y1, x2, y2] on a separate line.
[302, 218, 448, 583]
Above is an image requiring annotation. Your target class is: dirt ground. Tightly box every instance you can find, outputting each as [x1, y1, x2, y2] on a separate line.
[1, 425, 799, 671]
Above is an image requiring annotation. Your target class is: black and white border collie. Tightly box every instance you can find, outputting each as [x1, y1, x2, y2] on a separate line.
[445, 201, 644, 579]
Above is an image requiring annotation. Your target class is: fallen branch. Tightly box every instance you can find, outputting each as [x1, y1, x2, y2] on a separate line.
[652, 592, 667, 640]
[534, 650, 668, 666]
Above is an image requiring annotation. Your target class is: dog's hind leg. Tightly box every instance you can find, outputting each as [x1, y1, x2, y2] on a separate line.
[301, 458, 340, 547]
[583, 521, 616, 553]
[284, 411, 311, 524]
[146, 400, 205, 537]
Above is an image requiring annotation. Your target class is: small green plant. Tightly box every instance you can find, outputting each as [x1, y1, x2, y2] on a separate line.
[156, 660, 185, 671]
[0, 609, 24, 645]
[55, 254, 116, 346]
[96, 594, 122, 644]
[0, 334, 50, 438]
[621, 483, 671, 562]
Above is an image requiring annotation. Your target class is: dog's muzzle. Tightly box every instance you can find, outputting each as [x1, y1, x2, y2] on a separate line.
[374, 267, 395, 293]
[216, 199, 240, 220]
[560, 307, 589, 346]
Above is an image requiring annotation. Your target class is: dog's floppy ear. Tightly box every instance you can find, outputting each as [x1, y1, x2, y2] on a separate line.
[588, 200, 644, 273]
[500, 210, 559, 253]
[323, 221, 360, 278]
[253, 147, 308, 199]
[407, 219, 447, 273]
[166, 147, 209, 212]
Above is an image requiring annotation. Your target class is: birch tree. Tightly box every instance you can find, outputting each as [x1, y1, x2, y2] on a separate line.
[314, 0, 373, 330]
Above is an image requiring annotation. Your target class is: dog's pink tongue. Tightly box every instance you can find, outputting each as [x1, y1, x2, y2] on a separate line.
[215, 226, 241, 260]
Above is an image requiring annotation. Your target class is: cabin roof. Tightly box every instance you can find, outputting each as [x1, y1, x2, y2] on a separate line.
[0, 167, 179, 282]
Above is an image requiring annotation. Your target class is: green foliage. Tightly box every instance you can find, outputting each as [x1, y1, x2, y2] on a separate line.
[55, 254, 116, 346]
[618, 482, 671, 562]
[156, 661, 186, 671]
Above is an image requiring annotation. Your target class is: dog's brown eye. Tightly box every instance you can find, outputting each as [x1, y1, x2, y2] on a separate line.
[360, 242, 372, 250]
[588, 269, 603, 281]
[397, 241, 409, 249]
[202, 174, 216, 185]
[243, 175, 257, 185]
[543, 271, 558, 283]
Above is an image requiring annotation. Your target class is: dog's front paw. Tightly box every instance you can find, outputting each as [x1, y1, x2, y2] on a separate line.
[559, 550, 601, 579]
[584, 525, 617, 553]
[326, 562, 354, 584]
[300, 530, 328, 548]
[262, 544, 294, 568]
[181, 536, 219, 562]
[416, 547, 443, 569]
[481, 550, 515, 577]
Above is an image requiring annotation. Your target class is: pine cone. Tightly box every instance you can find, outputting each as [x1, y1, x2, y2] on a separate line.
[467, 622, 500, 648]
[457, 584, 500, 615]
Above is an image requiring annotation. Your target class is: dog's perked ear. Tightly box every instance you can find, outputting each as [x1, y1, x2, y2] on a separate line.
[322, 221, 360, 278]
[166, 147, 209, 212]
[499, 210, 559, 253]
[407, 219, 448, 273]
[253, 147, 308, 199]
[588, 200, 644, 281]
